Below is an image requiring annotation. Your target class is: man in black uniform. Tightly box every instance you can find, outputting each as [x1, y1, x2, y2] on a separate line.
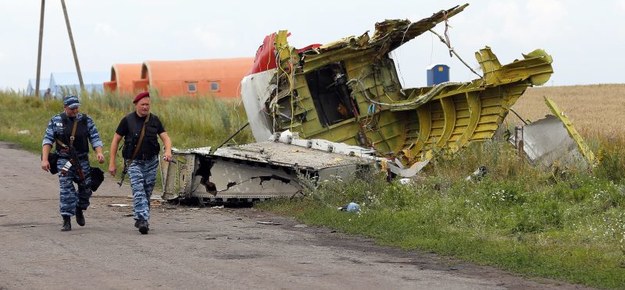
[108, 92, 172, 234]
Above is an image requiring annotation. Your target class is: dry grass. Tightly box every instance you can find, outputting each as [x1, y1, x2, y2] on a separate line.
[507, 84, 625, 142]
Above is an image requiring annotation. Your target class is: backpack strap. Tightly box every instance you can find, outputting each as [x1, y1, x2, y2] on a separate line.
[129, 113, 150, 161]
[54, 113, 75, 150]
[69, 117, 79, 148]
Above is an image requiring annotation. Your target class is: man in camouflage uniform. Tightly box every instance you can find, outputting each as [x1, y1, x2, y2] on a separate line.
[108, 92, 172, 235]
[41, 95, 105, 231]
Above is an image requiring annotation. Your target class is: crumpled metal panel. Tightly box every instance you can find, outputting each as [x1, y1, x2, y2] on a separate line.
[314, 4, 469, 54]
[204, 158, 304, 199]
[544, 97, 596, 166]
[213, 141, 374, 170]
[517, 115, 586, 167]
[161, 141, 375, 201]
[162, 147, 211, 200]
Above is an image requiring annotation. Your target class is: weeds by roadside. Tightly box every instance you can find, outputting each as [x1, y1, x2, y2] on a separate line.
[262, 141, 625, 289]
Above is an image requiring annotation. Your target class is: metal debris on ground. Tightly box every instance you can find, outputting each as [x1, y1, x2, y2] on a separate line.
[108, 203, 131, 207]
[338, 202, 361, 213]
[465, 166, 488, 182]
[256, 221, 282, 225]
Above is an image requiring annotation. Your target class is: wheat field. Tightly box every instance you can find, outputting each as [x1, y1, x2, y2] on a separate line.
[508, 84, 625, 141]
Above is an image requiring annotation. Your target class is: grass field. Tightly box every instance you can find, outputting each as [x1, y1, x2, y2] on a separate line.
[1, 85, 625, 288]
[511, 84, 625, 141]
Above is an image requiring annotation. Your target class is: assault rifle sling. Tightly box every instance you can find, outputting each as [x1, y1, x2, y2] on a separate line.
[118, 113, 150, 187]
[57, 118, 86, 188]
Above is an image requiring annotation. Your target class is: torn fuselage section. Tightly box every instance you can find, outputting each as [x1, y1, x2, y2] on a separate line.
[161, 139, 375, 203]
[305, 62, 359, 127]
[241, 3, 553, 176]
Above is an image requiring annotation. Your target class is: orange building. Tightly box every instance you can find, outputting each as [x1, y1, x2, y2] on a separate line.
[104, 58, 254, 99]
[138, 58, 254, 99]
[103, 63, 142, 95]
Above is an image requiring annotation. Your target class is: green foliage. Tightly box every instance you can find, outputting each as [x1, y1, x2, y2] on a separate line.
[259, 138, 625, 289]
[596, 145, 625, 183]
[424, 140, 542, 182]
[155, 96, 251, 148]
[0, 90, 253, 173]
[0, 90, 252, 147]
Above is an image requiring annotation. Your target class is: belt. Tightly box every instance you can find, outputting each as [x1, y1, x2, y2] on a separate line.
[56, 151, 89, 159]
[134, 154, 157, 161]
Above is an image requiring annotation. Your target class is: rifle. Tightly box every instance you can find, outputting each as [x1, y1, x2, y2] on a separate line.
[68, 143, 87, 191]
[117, 160, 129, 187]
[58, 117, 87, 190]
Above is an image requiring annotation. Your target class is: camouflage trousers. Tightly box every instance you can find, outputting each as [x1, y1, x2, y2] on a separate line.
[128, 156, 159, 221]
[57, 157, 92, 216]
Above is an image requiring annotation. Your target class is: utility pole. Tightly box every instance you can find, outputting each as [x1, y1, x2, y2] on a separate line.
[61, 0, 84, 90]
[35, 0, 45, 97]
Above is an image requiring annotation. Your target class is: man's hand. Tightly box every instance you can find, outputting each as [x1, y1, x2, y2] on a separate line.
[108, 164, 117, 177]
[41, 160, 50, 172]
[96, 152, 105, 164]
[41, 144, 52, 172]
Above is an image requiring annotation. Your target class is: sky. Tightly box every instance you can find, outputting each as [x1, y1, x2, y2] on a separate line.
[1, 0, 625, 91]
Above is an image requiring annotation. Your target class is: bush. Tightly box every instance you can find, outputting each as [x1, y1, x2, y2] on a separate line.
[595, 146, 625, 184]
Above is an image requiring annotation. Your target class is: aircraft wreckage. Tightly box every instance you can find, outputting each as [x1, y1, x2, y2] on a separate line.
[162, 3, 558, 202]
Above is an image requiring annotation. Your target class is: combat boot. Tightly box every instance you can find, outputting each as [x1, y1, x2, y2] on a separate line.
[76, 208, 85, 226]
[61, 215, 71, 231]
[138, 220, 149, 235]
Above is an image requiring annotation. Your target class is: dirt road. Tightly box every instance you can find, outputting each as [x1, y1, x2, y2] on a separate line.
[0, 141, 589, 289]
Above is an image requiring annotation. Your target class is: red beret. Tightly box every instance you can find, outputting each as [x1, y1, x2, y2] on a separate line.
[133, 91, 150, 104]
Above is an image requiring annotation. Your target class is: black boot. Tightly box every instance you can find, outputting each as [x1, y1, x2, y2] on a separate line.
[76, 208, 85, 226]
[138, 220, 149, 235]
[61, 216, 71, 231]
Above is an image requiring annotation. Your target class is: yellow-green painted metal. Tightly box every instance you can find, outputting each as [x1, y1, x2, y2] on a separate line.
[544, 97, 596, 166]
[266, 3, 554, 168]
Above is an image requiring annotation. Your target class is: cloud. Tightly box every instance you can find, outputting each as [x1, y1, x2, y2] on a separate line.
[614, 1, 625, 37]
[524, 0, 567, 33]
[193, 26, 236, 51]
[480, 0, 567, 45]
[94, 23, 119, 37]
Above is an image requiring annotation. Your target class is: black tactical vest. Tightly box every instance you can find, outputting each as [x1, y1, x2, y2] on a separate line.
[58, 113, 90, 154]
[122, 113, 159, 159]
